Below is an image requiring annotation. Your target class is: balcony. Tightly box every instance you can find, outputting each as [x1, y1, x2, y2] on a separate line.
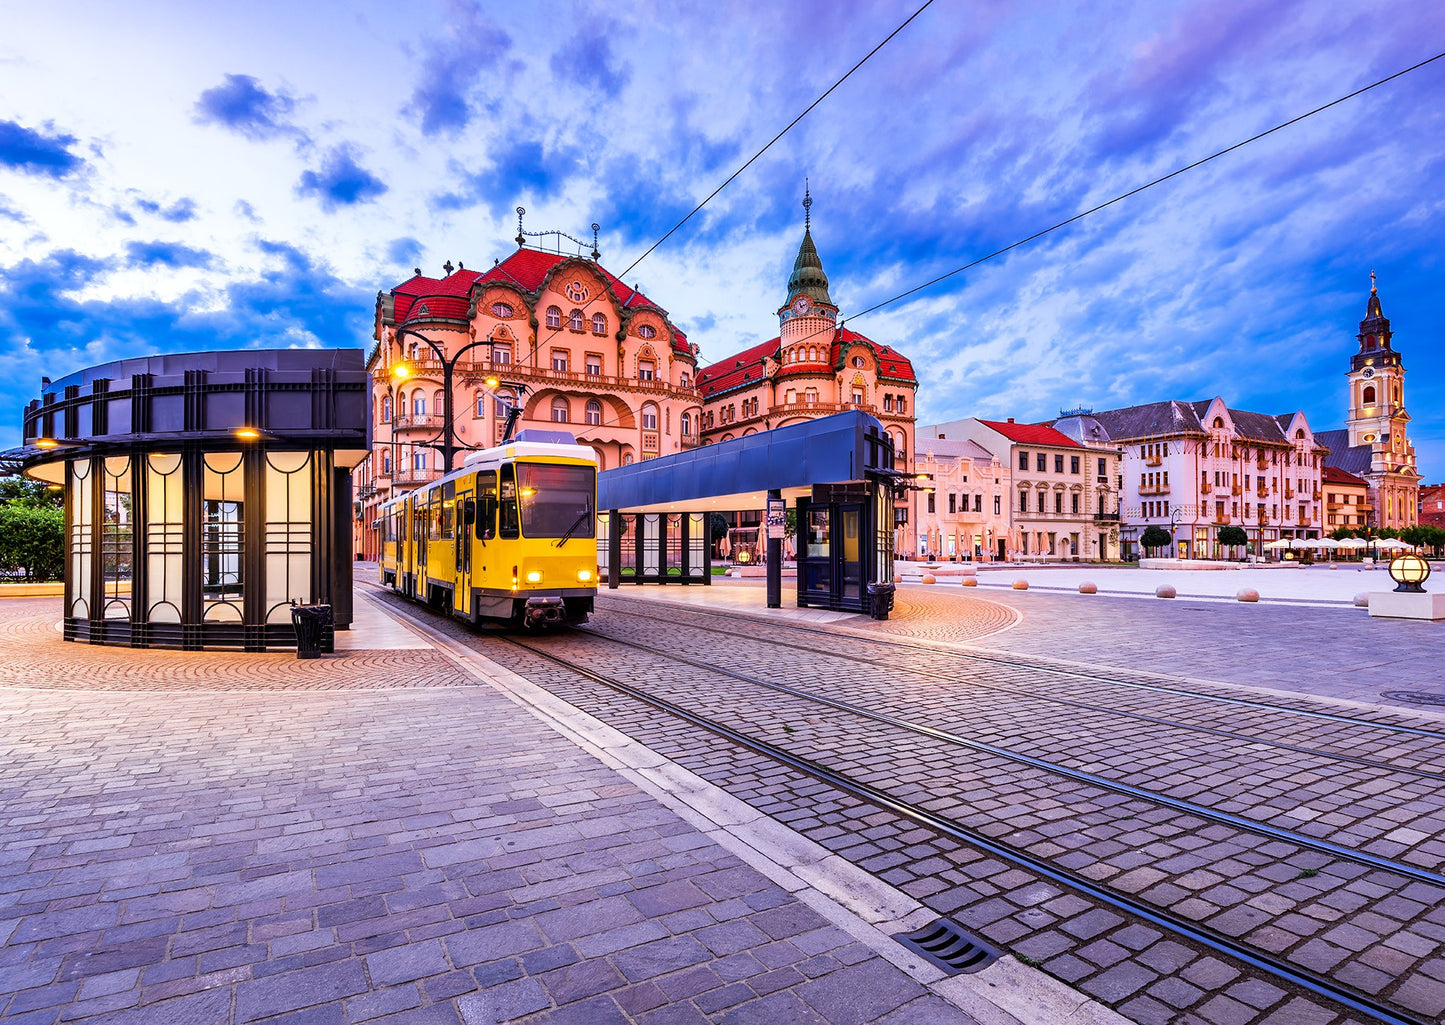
[1284, 487, 1295, 499]
[1201, 482, 1212, 494]
[1092, 512, 1120, 523]
[1231, 484, 1241, 495]
[392, 469, 435, 486]
[393, 414, 444, 432]
[1139, 484, 1170, 495]
[1213, 514, 1229, 525]
[1256, 487, 1269, 498]
[1296, 515, 1312, 526]
[1144, 455, 1162, 466]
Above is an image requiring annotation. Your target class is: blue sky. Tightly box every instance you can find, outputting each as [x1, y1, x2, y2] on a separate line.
[1, 1, 1441, 475]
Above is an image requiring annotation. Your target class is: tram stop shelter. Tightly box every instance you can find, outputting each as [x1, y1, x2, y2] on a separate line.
[597, 410, 900, 617]
[2, 349, 369, 651]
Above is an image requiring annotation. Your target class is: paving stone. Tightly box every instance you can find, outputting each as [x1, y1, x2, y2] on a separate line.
[455, 976, 550, 1024]
[538, 958, 624, 1005]
[716, 990, 830, 1025]
[796, 960, 928, 1025]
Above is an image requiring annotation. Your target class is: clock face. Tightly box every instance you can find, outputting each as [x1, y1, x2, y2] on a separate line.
[792, 295, 811, 315]
[1362, 367, 1375, 378]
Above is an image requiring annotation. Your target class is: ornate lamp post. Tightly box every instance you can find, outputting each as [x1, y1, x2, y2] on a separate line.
[392, 322, 498, 474]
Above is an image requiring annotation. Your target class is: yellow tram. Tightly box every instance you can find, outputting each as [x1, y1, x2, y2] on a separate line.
[378, 431, 597, 627]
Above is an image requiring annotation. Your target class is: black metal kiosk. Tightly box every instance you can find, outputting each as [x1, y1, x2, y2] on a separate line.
[5, 349, 369, 651]
[597, 411, 897, 617]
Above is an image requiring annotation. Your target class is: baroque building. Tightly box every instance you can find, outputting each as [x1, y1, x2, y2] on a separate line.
[356, 229, 703, 559]
[1315, 277, 1419, 530]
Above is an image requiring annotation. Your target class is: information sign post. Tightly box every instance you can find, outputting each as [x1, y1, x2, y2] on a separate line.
[766, 492, 784, 608]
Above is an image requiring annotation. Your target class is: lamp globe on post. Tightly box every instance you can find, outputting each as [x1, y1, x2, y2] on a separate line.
[1388, 553, 1430, 593]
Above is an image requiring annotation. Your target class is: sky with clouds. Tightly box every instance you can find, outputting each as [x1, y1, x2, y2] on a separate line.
[1, 1, 1441, 474]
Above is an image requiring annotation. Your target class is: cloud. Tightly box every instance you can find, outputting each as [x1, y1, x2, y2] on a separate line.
[0, 119, 84, 177]
[432, 137, 582, 216]
[193, 74, 302, 142]
[405, 0, 513, 136]
[296, 146, 388, 211]
[124, 240, 215, 269]
[135, 196, 198, 223]
[0, 196, 25, 223]
[386, 237, 423, 268]
[550, 20, 631, 98]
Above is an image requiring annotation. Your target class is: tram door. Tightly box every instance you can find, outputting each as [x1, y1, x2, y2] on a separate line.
[839, 505, 862, 607]
[455, 488, 474, 619]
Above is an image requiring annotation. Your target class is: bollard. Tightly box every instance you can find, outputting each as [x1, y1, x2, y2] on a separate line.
[961, 577, 978, 587]
[1236, 588, 1260, 603]
[921, 573, 936, 585]
[1155, 584, 1177, 599]
[1078, 581, 1097, 594]
[1012, 579, 1029, 590]
[1353, 592, 1370, 608]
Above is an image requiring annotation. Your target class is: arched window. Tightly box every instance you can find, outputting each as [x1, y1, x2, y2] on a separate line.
[380, 394, 392, 422]
[491, 301, 513, 318]
[897, 396, 906, 414]
[474, 392, 485, 417]
[1295, 428, 1304, 440]
[569, 309, 584, 331]
[1363, 385, 1377, 405]
[641, 403, 658, 430]
[1213, 416, 1224, 428]
[550, 397, 569, 423]
[433, 390, 444, 416]
[622, 453, 634, 465]
[637, 324, 656, 339]
[591, 313, 606, 335]
[546, 306, 561, 329]
[681, 411, 692, 436]
[412, 392, 427, 417]
[496, 389, 516, 418]
[585, 400, 602, 426]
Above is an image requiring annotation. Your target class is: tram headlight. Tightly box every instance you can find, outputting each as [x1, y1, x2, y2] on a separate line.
[525, 570, 543, 583]
[577, 569, 593, 582]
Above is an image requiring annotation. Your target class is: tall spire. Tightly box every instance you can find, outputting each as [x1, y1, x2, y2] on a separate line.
[786, 183, 833, 308]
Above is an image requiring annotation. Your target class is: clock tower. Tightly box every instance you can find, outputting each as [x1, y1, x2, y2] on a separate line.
[1346, 272, 1407, 450]
[1341, 273, 1418, 528]
[778, 185, 839, 347]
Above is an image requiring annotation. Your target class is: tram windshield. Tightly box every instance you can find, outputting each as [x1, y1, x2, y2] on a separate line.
[516, 463, 595, 539]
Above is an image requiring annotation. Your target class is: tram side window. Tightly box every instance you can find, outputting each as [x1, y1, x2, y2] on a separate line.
[439, 483, 455, 540]
[475, 471, 498, 540]
[498, 465, 520, 539]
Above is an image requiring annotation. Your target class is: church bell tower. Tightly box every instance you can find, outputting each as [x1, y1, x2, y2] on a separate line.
[778, 184, 839, 346]
[1344, 273, 1418, 527]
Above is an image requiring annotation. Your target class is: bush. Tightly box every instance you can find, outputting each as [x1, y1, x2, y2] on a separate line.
[0, 504, 64, 581]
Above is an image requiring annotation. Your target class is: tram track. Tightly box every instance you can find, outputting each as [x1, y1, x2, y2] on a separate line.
[598, 596, 1445, 769]
[486, 629, 1436, 1025]
[568, 623, 1445, 887]
[363, 585, 1445, 1025]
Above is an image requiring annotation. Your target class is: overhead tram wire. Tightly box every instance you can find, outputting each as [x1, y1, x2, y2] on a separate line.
[831, 49, 1445, 331]
[615, 0, 938, 283]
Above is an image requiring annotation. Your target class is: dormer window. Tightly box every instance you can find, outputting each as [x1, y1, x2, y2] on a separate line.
[852, 355, 865, 368]
[491, 302, 514, 317]
[591, 313, 606, 335]
[637, 324, 657, 339]
[545, 306, 561, 329]
[568, 309, 584, 331]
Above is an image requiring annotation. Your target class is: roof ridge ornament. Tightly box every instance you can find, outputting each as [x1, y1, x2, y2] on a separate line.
[803, 178, 812, 231]
[513, 206, 604, 260]
[1370, 268, 1377, 294]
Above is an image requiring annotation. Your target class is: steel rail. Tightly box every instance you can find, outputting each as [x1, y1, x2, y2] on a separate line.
[593, 602, 1445, 782]
[595, 596, 1445, 741]
[569, 624, 1445, 888]
[496, 632, 1431, 1025]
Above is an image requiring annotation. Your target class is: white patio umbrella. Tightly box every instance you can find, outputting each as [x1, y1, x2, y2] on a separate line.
[1375, 538, 1416, 550]
[1263, 538, 1296, 549]
[1336, 537, 1367, 549]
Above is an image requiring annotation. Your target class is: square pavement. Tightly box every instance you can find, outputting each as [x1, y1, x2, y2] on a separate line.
[0, 609, 979, 1025]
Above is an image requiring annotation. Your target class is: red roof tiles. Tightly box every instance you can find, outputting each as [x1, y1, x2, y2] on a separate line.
[978, 419, 1083, 448]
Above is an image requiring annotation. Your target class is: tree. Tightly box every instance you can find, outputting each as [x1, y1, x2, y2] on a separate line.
[0, 477, 62, 510]
[0, 504, 64, 581]
[1139, 525, 1172, 555]
[1329, 526, 1358, 541]
[1217, 525, 1248, 557]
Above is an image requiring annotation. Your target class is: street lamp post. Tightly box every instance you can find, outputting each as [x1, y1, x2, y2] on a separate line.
[1170, 506, 1184, 559]
[393, 323, 497, 474]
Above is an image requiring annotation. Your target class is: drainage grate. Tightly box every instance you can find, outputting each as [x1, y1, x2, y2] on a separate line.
[1383, 691, 1445, 707]
[894, 918, 1001, 974]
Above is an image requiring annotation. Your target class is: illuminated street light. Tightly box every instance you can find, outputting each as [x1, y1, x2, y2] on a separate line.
[1389, 553, 1430, 593]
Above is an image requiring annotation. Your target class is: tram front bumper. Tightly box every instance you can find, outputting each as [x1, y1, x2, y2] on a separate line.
[523, 597, 567, 628]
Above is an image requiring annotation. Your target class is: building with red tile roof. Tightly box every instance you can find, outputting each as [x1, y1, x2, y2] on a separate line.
[356, 227, 704, 558]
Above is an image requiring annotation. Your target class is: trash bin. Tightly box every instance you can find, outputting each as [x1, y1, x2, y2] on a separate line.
[290, 602, 333, 659]
[866, 582, 895, 621]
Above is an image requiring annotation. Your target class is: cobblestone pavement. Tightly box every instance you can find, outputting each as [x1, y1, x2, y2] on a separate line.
[522, 589, 1445, 1025]
[0, 596, 984, 1025]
